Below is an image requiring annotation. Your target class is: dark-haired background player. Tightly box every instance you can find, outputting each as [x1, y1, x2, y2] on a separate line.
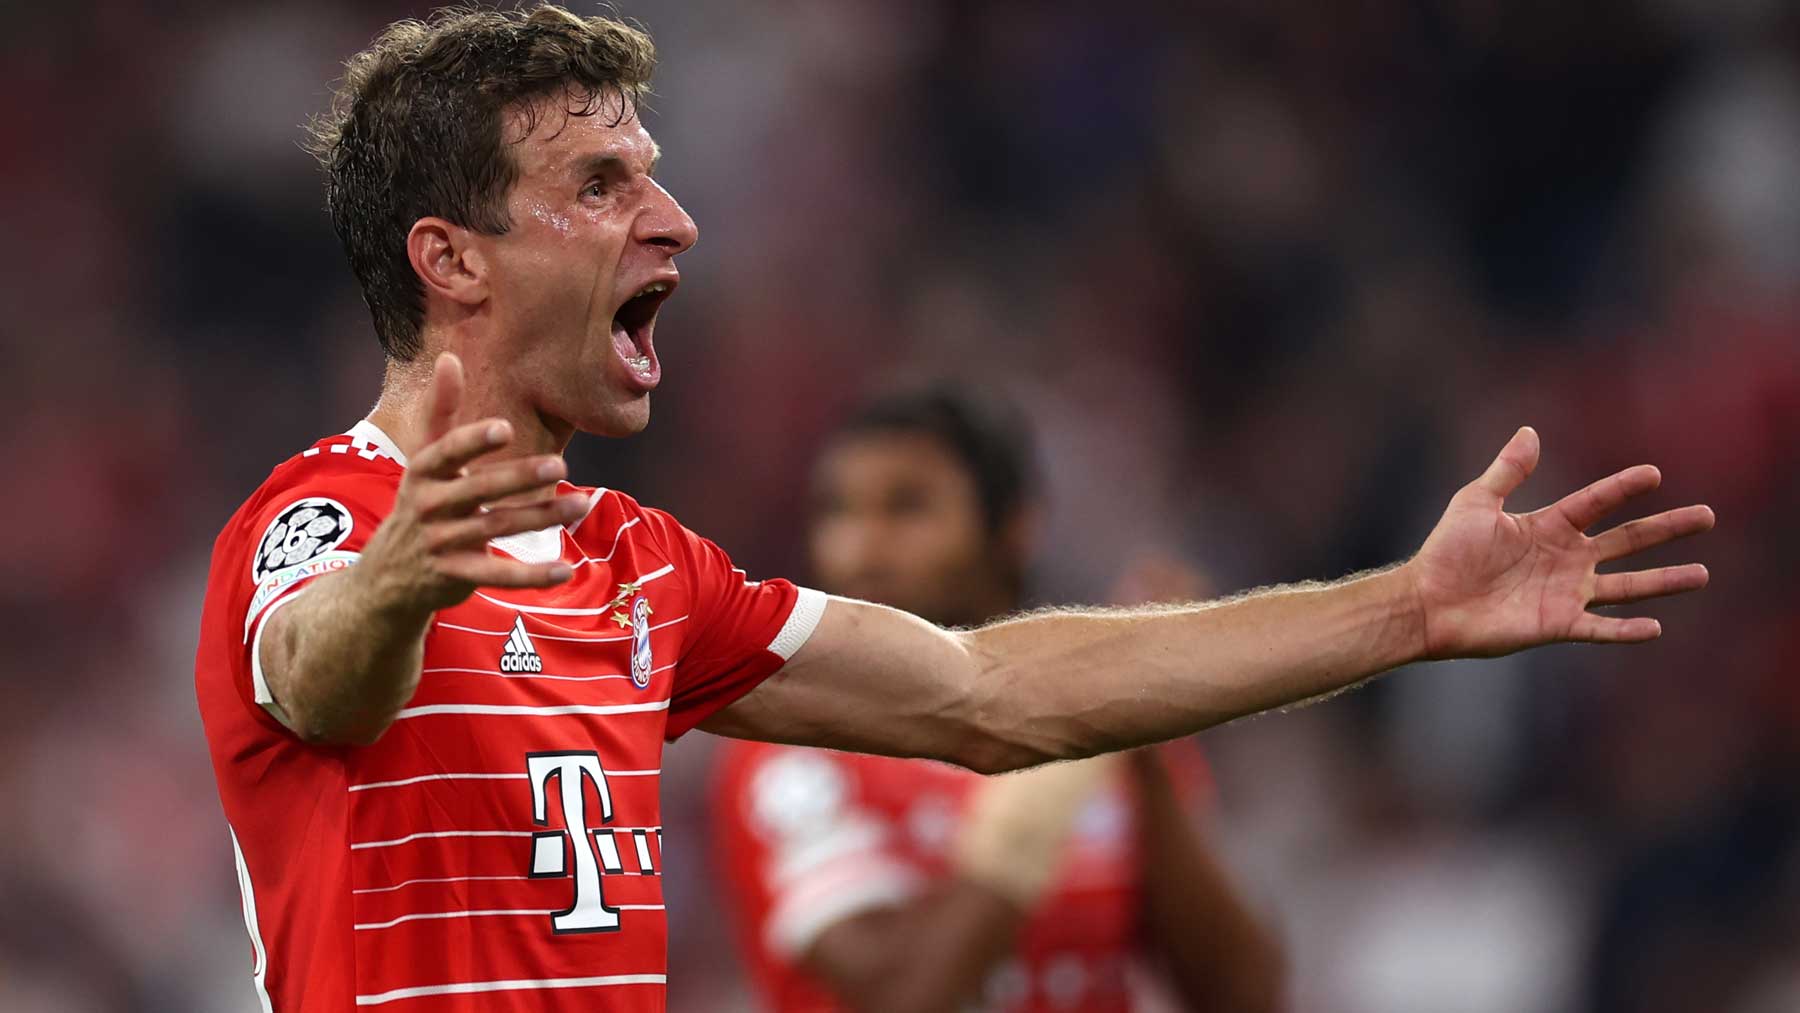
[712, 387, 1284, 1012]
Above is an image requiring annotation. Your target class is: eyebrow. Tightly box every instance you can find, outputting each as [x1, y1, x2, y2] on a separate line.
[575, 141, 662, 180]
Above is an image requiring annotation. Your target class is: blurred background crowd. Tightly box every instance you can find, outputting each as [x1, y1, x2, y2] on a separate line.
[3, 0, 1797, 1010]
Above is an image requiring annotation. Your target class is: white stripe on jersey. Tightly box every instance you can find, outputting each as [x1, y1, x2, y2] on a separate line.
[392, 699, 670, 721]
[352, 875, 533, 895]
[354, 908, 553, 931]
[571, 516, 642, 568]
[348, 769, 659, 793]
[432, 614, 688, 641]
[354, 905, 666, 931]
[229, 826, 276, 1013]
[471, 595, 616, 617]
[434, 667, 635, 682]
[348, 772, 530, 792]
[355, 973, 667, 1007]
[350, 829, 535, 851]
[349, 825, 663, 849]
[567, 487, 613, 529]
[419, 662, 672, 683]
[632, 562, 675, 584]
[472, 563, 675, 614]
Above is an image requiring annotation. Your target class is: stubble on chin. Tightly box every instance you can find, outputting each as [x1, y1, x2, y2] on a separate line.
[585, 395, 650, 439]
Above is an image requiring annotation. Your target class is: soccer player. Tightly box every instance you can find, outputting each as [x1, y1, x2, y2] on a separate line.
[193, 7, 1713, 1012]
[711, 387, 1283, 1011]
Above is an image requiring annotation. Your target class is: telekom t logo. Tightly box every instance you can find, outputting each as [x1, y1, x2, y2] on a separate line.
[527, 751, 620, 933]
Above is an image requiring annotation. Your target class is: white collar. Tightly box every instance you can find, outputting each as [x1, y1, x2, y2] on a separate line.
[346, 418, 567, 563]
[346, 419, 408, 466]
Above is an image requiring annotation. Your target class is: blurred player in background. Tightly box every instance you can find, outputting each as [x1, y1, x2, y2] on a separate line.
[713, 387, 1283, 1012]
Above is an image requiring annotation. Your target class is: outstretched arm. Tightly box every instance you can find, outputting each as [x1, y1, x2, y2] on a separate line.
[258, 354, 582, 744]
[797, 760, 1115, 1013]
[703, 428, 1714, 772]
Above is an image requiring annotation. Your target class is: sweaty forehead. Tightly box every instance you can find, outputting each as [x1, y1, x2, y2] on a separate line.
[507, 93, 661, 182]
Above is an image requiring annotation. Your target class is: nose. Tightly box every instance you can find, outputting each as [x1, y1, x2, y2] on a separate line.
[814, 516, 892, 589]
[635, 178, 699, 256]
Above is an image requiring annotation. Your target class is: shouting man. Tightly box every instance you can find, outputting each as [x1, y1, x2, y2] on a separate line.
[194, 7, 1713, 1012]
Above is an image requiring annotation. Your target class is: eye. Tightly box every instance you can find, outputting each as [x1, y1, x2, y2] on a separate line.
[581, 177, 608, 199]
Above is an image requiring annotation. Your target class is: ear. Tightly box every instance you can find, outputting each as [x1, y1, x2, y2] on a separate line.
[406, 216, 489, 310]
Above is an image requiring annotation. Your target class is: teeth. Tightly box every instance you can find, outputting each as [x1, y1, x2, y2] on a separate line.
[626, 355, 652, 373]
[638, 282, 669, 297]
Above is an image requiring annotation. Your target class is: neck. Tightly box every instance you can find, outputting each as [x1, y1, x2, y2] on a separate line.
[366, 341, 575, 463]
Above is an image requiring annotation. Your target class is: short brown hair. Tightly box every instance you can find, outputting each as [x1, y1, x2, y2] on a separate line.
[306, 4, 656, 360]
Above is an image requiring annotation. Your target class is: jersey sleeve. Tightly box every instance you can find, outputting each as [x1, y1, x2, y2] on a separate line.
[638, 508, 827, 740]
[715, 745, 925, 963]
[220, 464, 397, 724]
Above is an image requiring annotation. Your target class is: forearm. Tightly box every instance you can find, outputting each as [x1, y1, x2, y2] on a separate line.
[259, 568, 433, 745]
[795, 758, 1111, 1012]
[725, 432, 1713, 770]
[960, 565, 1422, 771]
[1132, 755, 1284, 1012]
[722, 567, 1424, 771]
[804, 886, 1024, 1013]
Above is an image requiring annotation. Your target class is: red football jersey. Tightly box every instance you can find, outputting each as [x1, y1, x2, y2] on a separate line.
[711, 742, 1206, 1012]
[195, 421, 825, 1012]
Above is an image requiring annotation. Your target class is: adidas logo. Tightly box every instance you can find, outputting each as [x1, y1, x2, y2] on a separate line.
[500, 615, 543, 674]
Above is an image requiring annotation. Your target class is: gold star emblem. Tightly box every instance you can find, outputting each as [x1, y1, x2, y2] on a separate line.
[616, 581, 642, 598]
[612, 610, 632, 629]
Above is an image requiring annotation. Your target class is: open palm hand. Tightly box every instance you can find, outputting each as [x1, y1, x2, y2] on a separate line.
[1407, 428, 1714, 660]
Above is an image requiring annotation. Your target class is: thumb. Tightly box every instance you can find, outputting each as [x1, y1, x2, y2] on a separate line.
[424, 352, 465, 444]
[1472, 426, 1540, 501]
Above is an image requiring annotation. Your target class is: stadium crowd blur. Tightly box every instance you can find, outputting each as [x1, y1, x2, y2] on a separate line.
[3, 0, 1797, 1010]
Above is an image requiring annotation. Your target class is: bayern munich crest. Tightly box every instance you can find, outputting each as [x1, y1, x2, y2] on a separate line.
[629, 596, 654, 688]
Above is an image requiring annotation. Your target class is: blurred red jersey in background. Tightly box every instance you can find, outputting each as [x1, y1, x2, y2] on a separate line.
[712, 741, 1210, 1012]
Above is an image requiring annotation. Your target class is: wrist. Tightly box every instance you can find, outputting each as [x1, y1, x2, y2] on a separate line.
[347, 560, 439, 632]
[1371, 561, 1431, 666]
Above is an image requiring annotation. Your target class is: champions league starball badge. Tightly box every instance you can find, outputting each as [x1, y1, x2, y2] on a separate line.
[254, 498, 354, 582]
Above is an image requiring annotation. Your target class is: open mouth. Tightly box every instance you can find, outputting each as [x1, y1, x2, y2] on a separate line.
[611, 279, 674, 389]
